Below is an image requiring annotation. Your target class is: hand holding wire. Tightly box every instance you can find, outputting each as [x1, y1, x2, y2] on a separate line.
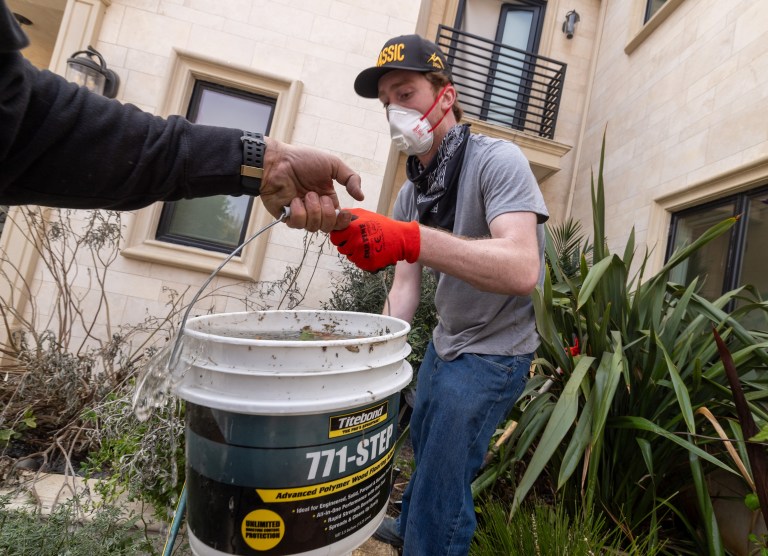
[282, 195, 357, 232]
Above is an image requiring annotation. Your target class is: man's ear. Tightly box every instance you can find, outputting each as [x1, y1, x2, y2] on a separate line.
[442, 84, 457, 110]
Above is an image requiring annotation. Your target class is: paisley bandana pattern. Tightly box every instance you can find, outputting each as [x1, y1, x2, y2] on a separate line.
[408, 124, 471, 231]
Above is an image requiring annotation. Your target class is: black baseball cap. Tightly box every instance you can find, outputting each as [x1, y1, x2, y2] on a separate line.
[354, 34, 452, 98]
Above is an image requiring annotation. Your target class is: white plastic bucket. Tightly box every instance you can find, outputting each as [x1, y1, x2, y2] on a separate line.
[173, 310, 412, 556]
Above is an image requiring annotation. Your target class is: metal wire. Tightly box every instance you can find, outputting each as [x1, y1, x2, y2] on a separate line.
[168, 207, 290, 369]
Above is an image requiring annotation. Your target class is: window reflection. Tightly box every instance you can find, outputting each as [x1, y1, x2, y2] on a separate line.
[156, 82, 275, 253]
[645, 0, 668, 22]
[667, 188, 768, 332]
[669, 203, 733, 300]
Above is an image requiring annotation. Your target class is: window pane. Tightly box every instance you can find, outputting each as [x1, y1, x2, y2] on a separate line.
[500, 10, 534, 51]
[669, 203, 734, 300]
[486, 9, 534, 127]
[158, 83, 275, 252]
[195, 88, 273, 130]
[668, 189, 768, 331]
[165, 196, 250, 248]
[645, 0, 667, 22]
[740, 194, 768, 300]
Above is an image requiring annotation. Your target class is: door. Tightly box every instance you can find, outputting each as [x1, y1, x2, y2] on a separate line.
[482, 1, 546, 130]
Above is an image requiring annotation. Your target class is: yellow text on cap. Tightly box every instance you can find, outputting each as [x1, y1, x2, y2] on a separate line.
[377, 43, 405, 67]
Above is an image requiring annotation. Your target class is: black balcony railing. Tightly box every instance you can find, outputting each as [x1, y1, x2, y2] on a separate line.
[436, 25, 566, 139]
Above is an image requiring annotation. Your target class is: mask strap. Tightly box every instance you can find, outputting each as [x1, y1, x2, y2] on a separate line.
[420, 84, 451, 131]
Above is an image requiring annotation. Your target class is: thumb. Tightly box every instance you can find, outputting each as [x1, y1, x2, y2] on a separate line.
[333, 161, 364, 201]
[333, 209, 356, 230]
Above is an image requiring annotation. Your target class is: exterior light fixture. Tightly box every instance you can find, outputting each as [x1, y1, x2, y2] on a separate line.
[562, 10, 580, 39]
[66, 45, 120, 98]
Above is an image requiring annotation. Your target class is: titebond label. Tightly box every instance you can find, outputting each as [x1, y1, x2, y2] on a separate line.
[328, 401, 388, 438]
[185, 396, 399, 555]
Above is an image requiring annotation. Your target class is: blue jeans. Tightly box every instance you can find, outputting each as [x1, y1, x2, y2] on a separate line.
[397, 341, 531, 555]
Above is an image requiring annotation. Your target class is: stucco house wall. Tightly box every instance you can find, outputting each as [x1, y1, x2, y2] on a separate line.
[570, 0, 768, 271]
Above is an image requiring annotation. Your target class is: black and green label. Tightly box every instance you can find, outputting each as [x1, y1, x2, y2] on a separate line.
[185, 396, 399, 554]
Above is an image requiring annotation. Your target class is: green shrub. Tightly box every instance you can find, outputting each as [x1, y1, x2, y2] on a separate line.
[80, 390, 185, 521]
[473, 135, 768, 554]
[0, 495, 164, 555]
[0, 209, 187, 474]
[471, 498, 664, 556]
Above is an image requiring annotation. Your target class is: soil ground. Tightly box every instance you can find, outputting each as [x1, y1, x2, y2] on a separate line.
[352, 537, 399, 555]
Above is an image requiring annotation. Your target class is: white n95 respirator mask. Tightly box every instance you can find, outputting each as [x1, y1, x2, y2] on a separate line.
[386, 85, 450, 156]
[387, 105, 434, 155]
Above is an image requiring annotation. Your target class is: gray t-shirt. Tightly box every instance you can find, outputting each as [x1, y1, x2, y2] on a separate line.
[393, 133, 549, 361]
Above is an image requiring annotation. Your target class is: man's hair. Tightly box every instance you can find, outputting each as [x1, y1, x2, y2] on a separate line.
[425, 72, 463, 122]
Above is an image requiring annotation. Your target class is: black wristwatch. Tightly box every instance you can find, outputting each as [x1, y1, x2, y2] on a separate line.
[240, 131, 266, 195]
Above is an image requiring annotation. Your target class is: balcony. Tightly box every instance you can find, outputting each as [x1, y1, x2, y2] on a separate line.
[435, 26, 571, 182]
[436, 25, 566, 139]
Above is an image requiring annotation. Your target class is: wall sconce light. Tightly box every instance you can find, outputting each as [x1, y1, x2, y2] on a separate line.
[66, 46, 120, 98]
[562, 10, 580, 39]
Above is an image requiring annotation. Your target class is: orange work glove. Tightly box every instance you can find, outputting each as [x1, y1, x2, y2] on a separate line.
[330, 208, 420, 272]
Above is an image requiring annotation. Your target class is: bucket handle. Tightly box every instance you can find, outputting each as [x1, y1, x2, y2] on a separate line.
[167, 206, 292, 369]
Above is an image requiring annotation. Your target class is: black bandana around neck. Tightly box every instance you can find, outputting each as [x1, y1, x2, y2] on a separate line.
[408, 124, 471, 232]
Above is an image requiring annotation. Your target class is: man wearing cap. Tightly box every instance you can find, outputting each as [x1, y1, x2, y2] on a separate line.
[330, 35, 549, 554]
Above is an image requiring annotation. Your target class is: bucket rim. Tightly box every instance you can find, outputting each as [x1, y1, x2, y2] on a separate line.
[179, 351, 411, 377]
[182, 310, 411, 346]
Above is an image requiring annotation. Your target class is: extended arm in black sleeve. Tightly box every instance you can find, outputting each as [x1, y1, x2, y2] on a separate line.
[0, 5, 247, 210]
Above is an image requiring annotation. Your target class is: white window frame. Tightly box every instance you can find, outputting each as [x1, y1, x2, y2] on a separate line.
[121, 49, 302, 281]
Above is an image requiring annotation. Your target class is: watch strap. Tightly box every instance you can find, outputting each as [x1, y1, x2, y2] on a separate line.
[240, 131, 266, 195]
